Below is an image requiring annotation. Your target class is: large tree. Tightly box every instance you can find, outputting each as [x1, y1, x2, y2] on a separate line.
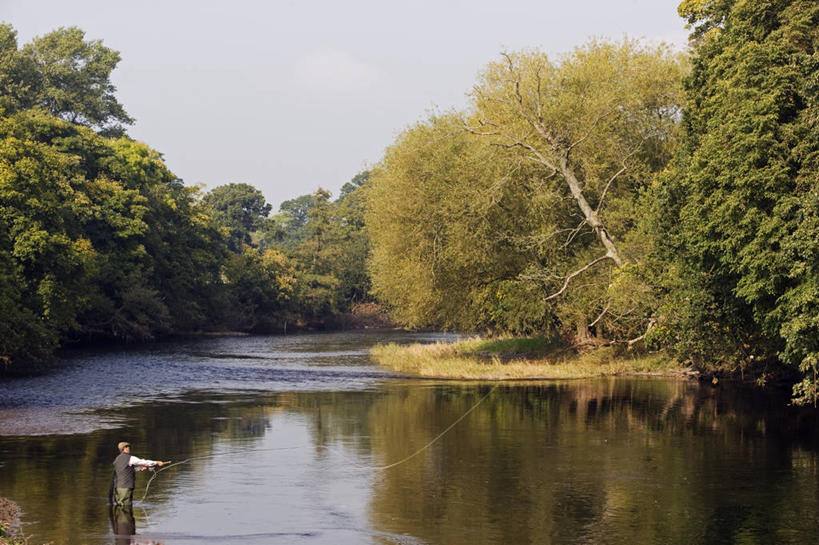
[21, 26, 132, 133]
[368, 41, 684, 342]
[202, 182, 272, 252]
[469, 40, 683, 283]
[659, 0, 819, 403]
[366, 114, 549, 331]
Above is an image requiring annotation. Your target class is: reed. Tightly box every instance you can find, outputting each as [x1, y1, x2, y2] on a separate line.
[371, 336, 686, 380]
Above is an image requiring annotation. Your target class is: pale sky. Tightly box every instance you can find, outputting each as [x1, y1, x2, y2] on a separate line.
[2, 0, 689, 209]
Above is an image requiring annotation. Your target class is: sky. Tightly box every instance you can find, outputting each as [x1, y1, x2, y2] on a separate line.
[2, 0, 690, 209]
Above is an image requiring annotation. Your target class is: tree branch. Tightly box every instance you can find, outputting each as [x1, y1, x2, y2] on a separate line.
[544, 254, 613, 302]
[564, 218, 589, 248]
[465, 121, 560, 174]
[534, 63, 545, 126]
[589, 302, 610, 328]
[625, 318, 656, 348]
[595, 149, 639, 213]
[566, 109, 619, 155]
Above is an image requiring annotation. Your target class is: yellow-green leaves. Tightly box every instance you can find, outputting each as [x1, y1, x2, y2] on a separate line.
[367, 42, 684, 342]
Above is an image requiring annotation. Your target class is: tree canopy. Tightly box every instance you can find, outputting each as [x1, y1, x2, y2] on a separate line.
[0, 23, 375, 370]
[202, 182, 272, 251]
[367, 41, 685, 343]
[0, 24, 132, 134]
[656, 0, 819, 403]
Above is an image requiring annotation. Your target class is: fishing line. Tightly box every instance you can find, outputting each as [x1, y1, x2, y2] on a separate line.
[140, 458, 190, 502]
[138, 387, 495, 501]
[317, 386, 497, 473]
[138, 445, 304, 502]
[374, 385, 496, 471]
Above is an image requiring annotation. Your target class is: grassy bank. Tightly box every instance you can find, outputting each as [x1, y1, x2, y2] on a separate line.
[371, 336, 690, 380]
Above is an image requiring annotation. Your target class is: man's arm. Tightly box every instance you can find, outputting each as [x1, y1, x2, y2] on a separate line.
[129, 455, 169, 468]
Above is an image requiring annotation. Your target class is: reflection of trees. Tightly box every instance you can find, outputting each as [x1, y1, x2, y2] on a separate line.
[2, 380, 818, 544]
[363, 380, 819, 545]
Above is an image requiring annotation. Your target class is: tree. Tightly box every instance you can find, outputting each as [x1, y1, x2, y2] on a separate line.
[0, 105, 242, 363]
[0, 24, 39, 115]
[339, 169, 369, 201]
[221, 247, 296, 331]
[659, 0, 819, 402]
[0, 111, 102, 362]
[273, 193, 315, 249]
[469, 41, 684, 285]
[202, 183, 272, 251]
[333, 171, 371, 302]
[367, 42, 684, 342]
[20, 26, 133, 134]
[98, 137, 227, 336]
[367, 114, 552, 332]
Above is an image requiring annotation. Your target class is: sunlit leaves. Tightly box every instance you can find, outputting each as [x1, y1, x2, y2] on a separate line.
[367, 42, 684, 341]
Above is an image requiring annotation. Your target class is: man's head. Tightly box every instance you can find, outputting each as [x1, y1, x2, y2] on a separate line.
[117, 441, 131, 452]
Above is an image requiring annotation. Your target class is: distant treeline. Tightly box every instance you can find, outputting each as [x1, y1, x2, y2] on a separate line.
[365, 0, 819, 404]
[0, 24, 370, 368]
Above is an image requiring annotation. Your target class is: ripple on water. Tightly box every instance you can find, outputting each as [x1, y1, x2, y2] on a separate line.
[0, 331, 461, 435]
[0, 407, 126, 436]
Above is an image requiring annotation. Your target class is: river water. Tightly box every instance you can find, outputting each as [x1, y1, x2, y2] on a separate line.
[0, 331, 818, 544]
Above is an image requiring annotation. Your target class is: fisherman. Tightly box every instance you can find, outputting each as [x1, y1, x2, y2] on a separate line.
[111, 441, 170, 507]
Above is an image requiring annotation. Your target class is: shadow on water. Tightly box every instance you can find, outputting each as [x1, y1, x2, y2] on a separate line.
[0, 332, 818, 544]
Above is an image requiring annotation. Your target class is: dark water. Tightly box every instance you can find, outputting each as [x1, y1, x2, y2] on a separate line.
[1, 332, 818, 544]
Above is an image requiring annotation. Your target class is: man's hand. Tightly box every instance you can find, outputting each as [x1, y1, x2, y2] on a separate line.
[157, 460, 172, 467]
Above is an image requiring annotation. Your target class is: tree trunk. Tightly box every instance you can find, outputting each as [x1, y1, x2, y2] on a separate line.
[559, 156, 624, 267]
[574, 319, 594, 348]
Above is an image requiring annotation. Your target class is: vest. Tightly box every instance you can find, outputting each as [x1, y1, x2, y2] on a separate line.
[113, 451, 135, 489]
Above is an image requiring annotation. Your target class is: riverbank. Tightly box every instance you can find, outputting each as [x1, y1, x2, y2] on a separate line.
[0, 497, 21, 545]
[371, 336, 692, 380]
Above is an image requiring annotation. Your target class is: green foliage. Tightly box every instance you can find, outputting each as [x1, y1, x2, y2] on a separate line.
[0, 24, 132, 133]
[0, 111, 97, 360]
[282, 180, 373, 323]
[367, 113, 538, 331]
[0, 22, 376, 368]
[251, 172, 374, 327]
[367, 41, 684, 342]
[657, 0, 819, 400]
[272, 193, 314, 249]
[202, 182, 272, 251]
[21, 26, 132, 133]
[220, 247, 296, 330]
[332, 172, 371, 303]
[0, 109, 233, 354]
[0, 24, 38, 115]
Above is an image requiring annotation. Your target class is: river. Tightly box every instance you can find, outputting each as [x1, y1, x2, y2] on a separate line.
[0, 331, 818, 544]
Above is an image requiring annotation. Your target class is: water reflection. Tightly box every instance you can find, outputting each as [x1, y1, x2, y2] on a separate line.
[0, 375, 818, 544]
[109, 506, 135, 544]
[362, 380, 819, 545]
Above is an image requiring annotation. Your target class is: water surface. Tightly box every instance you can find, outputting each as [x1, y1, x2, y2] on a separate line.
[1, 332, 818, 544]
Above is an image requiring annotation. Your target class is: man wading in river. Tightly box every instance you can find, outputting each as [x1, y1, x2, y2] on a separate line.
[111, 442, 170, 507]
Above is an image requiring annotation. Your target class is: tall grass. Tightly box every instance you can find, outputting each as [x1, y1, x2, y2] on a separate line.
[371, 336, 686, 380]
